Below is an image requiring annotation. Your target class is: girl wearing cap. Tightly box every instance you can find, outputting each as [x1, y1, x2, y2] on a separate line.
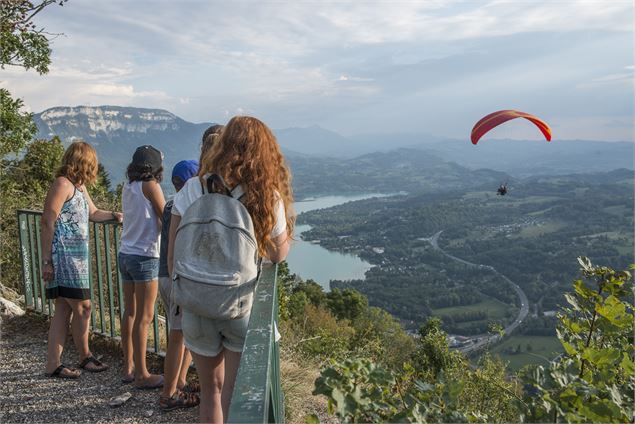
[42, 141, 122, 378]
[167, 117, 294, 423]
[119, 145, 165, 389]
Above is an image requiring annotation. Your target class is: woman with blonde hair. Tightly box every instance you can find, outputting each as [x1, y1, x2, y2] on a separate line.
[42, 141, 122, 378]
[167, 116, 294, 423]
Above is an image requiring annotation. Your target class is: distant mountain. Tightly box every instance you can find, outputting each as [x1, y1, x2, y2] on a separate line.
[34, 106, 634, 188]
[34, 106, 215, 183]
[419, 138, 634, 177]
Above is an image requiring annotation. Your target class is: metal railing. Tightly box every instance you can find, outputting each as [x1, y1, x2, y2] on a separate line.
[17, 209, 284, 423]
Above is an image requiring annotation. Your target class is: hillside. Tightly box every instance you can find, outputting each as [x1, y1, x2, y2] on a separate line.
[34, 106, 214, 183]
[34, 106, 634, 187]
[297, 169, 634, 340]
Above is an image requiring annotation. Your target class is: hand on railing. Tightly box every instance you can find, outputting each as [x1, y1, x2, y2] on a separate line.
[42, 262, 54, 282]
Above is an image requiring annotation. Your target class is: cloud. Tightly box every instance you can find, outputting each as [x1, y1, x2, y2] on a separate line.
[1, 0, 632, 140]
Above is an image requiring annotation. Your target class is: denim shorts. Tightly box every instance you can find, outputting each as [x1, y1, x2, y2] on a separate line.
[118, 253, 159, 283]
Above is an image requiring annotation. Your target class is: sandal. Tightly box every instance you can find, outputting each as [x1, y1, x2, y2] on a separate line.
[159, 389, 200, 411]
[46, 364, 81, 379]
[78, 356, 109, 373]
[181, 381, 200, 393]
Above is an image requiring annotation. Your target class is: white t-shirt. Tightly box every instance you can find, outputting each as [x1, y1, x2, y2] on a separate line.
[120, 181, 161, 257]
[172, 176, 287, 238]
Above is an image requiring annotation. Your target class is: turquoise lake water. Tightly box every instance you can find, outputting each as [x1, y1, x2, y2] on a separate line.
[286, 194, 388, 291]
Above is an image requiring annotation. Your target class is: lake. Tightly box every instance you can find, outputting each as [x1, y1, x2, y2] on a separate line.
[286, 194, 389, 291]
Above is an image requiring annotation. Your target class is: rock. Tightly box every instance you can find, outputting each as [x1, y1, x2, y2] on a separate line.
[108, 392, 132, 407]
[144, 409, 154, 417]
[0, 297, 25, 318]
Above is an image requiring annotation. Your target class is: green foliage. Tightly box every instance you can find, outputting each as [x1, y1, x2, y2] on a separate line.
[279, 266, 415, 367]
[326, 288, 368, 322]
[524, 257, 634, 423]
[0, 0, 67, 74]
[0, 89, 37, 158]
[313, 357, 491, 423]
[313, 259, 635, 423]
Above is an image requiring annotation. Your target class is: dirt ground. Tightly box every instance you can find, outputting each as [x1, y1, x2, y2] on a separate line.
[0, 312, 197, 423]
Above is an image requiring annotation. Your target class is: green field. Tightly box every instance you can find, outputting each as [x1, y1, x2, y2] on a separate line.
[488, 335, 563, 371]
[432, 296, 511, 321]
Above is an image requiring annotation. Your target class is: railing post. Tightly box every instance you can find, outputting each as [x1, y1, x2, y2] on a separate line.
[27, 215, 41, 312]
[34, 218, 52, 316]
[103, 223, 116, 337]
[113, 225, 124, 323]
[17, 212, 34, 309]
[92, 222, 106, 334]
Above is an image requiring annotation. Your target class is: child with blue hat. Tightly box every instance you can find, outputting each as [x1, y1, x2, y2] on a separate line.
[158, 159, 200, 410]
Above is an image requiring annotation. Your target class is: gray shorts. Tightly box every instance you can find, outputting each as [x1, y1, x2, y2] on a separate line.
[158, 276, 182, 331]
[181, 308, 250, 357]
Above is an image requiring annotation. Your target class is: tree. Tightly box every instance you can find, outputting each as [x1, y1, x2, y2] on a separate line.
[0, 1, 67, 157]
[1, 0, 67, 73]
[0, 0, 69, 289]
[0, 89, 36, 158]
[326, 288, 368, 322]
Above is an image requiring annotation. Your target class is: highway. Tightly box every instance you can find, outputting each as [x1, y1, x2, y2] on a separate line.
[425, 231, 530, 354]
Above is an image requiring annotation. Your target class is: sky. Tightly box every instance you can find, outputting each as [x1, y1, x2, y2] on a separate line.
[2, 0, 634, 141]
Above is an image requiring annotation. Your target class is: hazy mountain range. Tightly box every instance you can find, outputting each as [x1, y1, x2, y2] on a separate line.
[34, 106, 634, 186]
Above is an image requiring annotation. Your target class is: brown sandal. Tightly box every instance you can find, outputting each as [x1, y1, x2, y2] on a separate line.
[78, 356, 109, 373]
[159, 389, 200, 411]
[46, 364, 81, 379]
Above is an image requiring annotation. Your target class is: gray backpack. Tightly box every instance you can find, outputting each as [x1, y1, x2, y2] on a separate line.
[172, 174, 259, 320]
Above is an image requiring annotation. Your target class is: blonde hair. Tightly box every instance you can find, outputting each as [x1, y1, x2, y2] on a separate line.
[200, 124, 224, 165]
[201, 116, 294, 255]
[55, 141, 98, 186]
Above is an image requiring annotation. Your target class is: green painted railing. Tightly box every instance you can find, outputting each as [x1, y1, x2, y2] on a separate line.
[17, 209, 284, 423]
[228, 264, 284, 423]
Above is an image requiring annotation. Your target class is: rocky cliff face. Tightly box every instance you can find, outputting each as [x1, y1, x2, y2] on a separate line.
[34, 106, 214, 184]
[35, 106, 185, 140]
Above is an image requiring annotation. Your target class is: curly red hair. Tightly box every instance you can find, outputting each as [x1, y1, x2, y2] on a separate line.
[201, 116, 294, 255]
[55, 141, 98, 186]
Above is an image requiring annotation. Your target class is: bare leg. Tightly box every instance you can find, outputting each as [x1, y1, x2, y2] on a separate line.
[162, 329, 185, 397]
[67, 298, 92, 360]
[192, 350, 224, 424]
[45, 298, 72, 374]
[121, 282, 136, 378]
[133, 279, 161, 386]
[221, 349, 241, 419]
[178, 348, 192, 388]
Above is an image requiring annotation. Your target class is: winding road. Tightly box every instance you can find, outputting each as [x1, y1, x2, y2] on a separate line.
[425, 231, 529, 354]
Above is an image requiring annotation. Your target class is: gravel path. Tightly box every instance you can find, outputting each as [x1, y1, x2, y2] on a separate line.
[1, 312, 198, 423]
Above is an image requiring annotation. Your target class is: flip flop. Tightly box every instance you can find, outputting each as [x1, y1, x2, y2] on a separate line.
[135, 375, 164, 390]
[78, 356, 109, 373]
[46, 364, 81, 379]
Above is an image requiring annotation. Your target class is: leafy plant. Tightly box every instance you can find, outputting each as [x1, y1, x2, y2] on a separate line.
[524, 257, 634, 423]
[312, 258, 634, 423]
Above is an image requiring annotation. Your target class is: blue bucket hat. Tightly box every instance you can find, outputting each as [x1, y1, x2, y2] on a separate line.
[171, 160, 199, 188]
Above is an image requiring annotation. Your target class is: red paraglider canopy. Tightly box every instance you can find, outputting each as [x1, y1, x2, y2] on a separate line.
[471, 110, 552, 145]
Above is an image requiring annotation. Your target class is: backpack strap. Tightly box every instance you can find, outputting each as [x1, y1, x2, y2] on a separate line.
[203, 174, 246, 201]
[205, 174, 231, 196]
[230, 184, 246, 201]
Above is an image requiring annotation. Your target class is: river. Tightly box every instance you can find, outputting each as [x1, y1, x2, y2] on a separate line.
[286, 194, 390, 291]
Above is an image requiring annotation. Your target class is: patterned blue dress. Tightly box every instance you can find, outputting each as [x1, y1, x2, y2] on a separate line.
[46, 187, 91, 300]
